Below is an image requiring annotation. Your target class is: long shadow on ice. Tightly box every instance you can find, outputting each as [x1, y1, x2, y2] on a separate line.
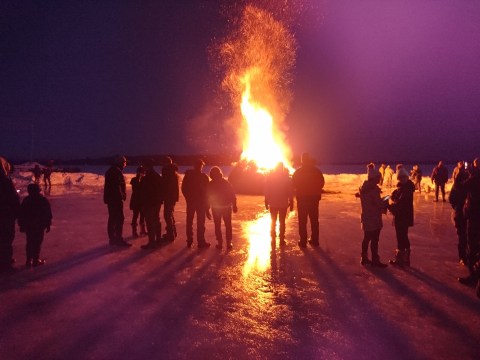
[302, 248, 418, 360]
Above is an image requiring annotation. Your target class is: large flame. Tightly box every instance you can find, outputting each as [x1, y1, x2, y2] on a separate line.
[218, 5, 297, 172]
[240, 71, 291, 170]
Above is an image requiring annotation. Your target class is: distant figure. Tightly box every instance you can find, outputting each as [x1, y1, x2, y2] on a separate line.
[140, 159, 163, 250]
[410, 164, 422, 193]
[379, 163, 386, 186]
[103, 155, 131, 247]
[0, 156, 20, 273]
[384, 165, 394, 188]
[388, 167, 415, 266]
[32, 164, 42, 185]
[181, 159, 211, 249]
[130, 166, 146, 238]
[431, 161, 449, 202]
[18, 183, 52, 267]
[291, 153, 325, 248]
[264, 162, 294, 247]
[43, 160, 53, 188]
[448, 161, 468, 265]
[207, 166, 237, 250]
[457, 158, 480, 290]
[161, 156, 179, 242]
[357, 167, 387, 267]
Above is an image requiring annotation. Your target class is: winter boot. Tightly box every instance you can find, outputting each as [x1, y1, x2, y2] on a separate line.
[403, 249, 411, 266]
[360, 253, 371, 266]
[371, 255, 388, 268]
[389, 249, 404, 266]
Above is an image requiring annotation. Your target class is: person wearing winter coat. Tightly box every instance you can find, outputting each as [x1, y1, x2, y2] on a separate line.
[431, 161, 449, 202]
[388, 166, 415, 266]
[449, 161, 469, 265]
[18, 183, 52, 267]
[384, 165, 394, 188]
[181, 159, 211, 249]
[103, 155, 131, 247]
[140, 159, 164, 250]
[291, 152, 325, 248]
[410, 164, 422, 193]
[161, 156, 179, 242]
[264, 162, 293, 247]
[357, 168, 388, 267]
[0, 156, 20, 272]
[207, 166, 237, 250]
[130, 166, 146, 238]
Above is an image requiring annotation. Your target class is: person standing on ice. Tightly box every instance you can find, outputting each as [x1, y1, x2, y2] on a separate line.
[383, 165, 394, 188]
[388, 166, 415, 266]
[130, 165, 146, 238]
[292, 152, 325, 248]
[431, 160, 449, 202]
[0, 156, 20, 273]
[207, 166, 237, 250]
[181, 159, 211, 249]
[265, 162, 293, 247]
[410, 164, 422, 193]
[357, 167, 388, 267]
[161, 156, 179, 243]
[449, 161, 468, 265]
[457, 158, 480, 289]
[18, 183, 52, 267]
[140, 158, 163, 250]
[103, 155, 131, 247]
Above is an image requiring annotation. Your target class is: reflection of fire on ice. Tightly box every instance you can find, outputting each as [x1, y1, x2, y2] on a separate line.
[218, 5, 297, 194]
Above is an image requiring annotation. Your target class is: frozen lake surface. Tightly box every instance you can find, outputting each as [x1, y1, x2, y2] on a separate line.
[1, 170, 479, 360]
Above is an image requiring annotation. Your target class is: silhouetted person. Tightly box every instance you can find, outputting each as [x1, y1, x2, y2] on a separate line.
[379, 163, 386, 186]
[130, 165, 146, 238]
[103, 155, 131, 247]
[265, 162, 293, 247]
[207, 166, 237, 250]
[0, 156, 20, 273]
[292, 153, 325, 248]
[357, 168, 387, 267]
[161, 156, 179, 242]
[410, 164, 422, 193]
[449, 161, 468, 265]
[388, 167, 415, 266]
[431, 161, 449, 202]
[43, 160, 53, 188]
[181, 159, 211, 249]
[18, 183, 52, 267]
[140, 159, 163, 249]
[458, 158, 480, 287]
[32, 164, 42, 185]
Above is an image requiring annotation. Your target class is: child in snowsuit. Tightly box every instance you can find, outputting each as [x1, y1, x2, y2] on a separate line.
[18, 183, 52, 267]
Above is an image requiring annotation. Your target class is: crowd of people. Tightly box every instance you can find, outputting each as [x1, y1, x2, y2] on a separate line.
[1, 154, 479, 299]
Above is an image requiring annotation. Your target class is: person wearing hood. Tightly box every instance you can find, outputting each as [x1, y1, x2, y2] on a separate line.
[388, 165, 415, 266]
[357, 167, 388, 267]
[0, 156, 20, 272]
[103, 155, 131, 247]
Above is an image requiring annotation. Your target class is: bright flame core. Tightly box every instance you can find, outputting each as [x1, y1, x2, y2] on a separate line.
[240, 73, 290, 171]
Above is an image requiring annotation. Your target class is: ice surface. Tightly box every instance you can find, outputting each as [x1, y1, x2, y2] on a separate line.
[0, 169, 478, 360]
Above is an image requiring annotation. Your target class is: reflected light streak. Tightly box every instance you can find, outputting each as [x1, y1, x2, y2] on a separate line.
[243, 212, 272, 277]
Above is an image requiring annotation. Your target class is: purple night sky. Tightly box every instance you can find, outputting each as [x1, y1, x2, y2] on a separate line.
[1, 0, 479, 163]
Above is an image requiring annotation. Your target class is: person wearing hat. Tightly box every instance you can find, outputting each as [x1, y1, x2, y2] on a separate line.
[103, 155, 131, 247]
[130, 165, 146, 238]
[291, 152, 325, 248]
[357, 166, 388, 267]
[0, 156, 20, 272]
[181, 159, 211, 248]
[388, 165, 415, 266]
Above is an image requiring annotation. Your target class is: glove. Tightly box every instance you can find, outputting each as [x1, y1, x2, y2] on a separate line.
[232, 205, 238, 214]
